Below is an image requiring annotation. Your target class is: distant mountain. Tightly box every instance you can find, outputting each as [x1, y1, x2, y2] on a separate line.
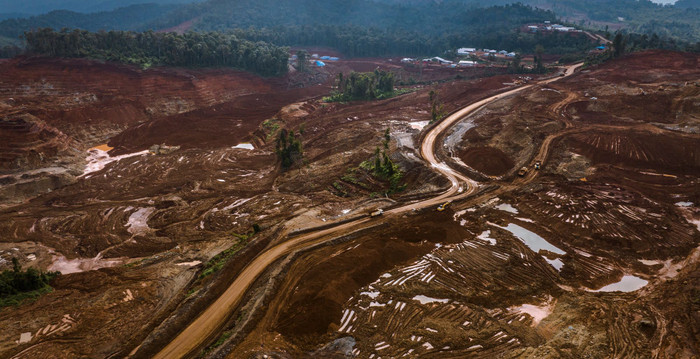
[0, 0, 202, 15]
[152, 0, 552, 33]
[2, 0, 698, 52]
[674, 0, 700, 8]
[0, 13, 30, 21]
[0, 4, 178, 42]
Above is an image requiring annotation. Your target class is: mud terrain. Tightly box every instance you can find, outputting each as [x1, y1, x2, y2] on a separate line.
[0, 50, 698, 359]
[224, 51, 699, 359]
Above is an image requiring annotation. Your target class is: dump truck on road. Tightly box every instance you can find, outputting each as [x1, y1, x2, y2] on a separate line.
[370, 209, 384, 217]
[518, 167, 529, 177]
[534, 161, 541, 170]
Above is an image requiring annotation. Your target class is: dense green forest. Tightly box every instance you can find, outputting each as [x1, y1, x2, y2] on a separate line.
[233, 23, 595, 58]
[1, 258, 60, 307]
[182, 1, 555, 36]
[24, 28, 288, 76]
[220, 3, 594, 58]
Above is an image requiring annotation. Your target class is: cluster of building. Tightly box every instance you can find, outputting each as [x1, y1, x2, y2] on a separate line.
[401, 57, 479, 67]
[526, 21, 581, 33]
[399, 46, 518, 68]
[311, 54, 340, 61]
[457, 48, 517, 58]
[289, 53, 341, 67]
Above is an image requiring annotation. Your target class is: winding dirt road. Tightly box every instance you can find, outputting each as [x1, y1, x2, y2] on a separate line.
[148, 62, 583, 359]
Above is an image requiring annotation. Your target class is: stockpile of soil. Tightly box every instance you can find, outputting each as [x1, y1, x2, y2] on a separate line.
[459, 146, 515, 176]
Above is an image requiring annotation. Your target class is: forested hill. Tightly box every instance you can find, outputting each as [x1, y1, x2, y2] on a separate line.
[152, 0, 554, 34]
[374, 0, 700, 42]
[675, 0, 700, 8]
[0, 0, 201, 15]
[0, 0, 553, 47]
[1, 0, 699, 46]
[0, 4, 178, 45]
[24, 29, 289, 76]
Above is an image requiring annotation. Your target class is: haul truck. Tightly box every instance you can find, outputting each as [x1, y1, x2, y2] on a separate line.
[370, 209, 384, 217]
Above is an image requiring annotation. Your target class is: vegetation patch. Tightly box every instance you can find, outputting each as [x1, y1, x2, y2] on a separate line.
[324, 70, 399, 102]
[200, 329, 233, 357]
[1, 258, 60, 308]
[198, 232, 253, 280]
[275, 128, 304, 170]
[330, 129, 406, 198]
[262, 118, 281, 141]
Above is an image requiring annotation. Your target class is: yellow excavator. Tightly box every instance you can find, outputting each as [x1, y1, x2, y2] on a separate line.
[437, 201, 451, 211]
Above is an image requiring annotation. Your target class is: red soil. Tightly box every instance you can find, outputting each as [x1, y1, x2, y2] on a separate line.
[459, 146, 515, 176]
[567, 130, 700, 175]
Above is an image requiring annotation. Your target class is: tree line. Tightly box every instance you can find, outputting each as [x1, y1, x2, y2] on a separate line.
[23, 28, 289, 76]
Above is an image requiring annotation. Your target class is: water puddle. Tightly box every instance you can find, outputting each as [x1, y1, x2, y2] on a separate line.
[510, 298, 554, 326]
[176, 261, 202, 267]
[82, 147, 149, 177]
[495, 203, 519, 214]
[361, 291, 380, 299]
[49, 253, 123, 274]
[497, 223, 565, 255]
[592, 275, 648, 292]
[412, 295, 449, 304]
[444, 119, 475, 153]
[232, 143, 254, 150]
[477, 230, 497, 245]
[125, 207, 155, 236]
[409, 120, 430, 131]
[545, 258, 564, 271]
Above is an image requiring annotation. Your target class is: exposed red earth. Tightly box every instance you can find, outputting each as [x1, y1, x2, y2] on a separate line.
[0, 50, 698, 359]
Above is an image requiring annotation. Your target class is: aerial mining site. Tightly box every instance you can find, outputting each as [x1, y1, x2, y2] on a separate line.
[0, 16, 699, 359]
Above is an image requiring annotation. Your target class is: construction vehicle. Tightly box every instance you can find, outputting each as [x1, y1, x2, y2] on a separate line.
[370, 209, 384, 217]
[534, 161, 541, 170]
[437, 201, 451, 211]
[518, 167, 529, 177]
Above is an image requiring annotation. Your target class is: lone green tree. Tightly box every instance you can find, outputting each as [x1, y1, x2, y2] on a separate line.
[612, 33, 626, 58]
[429, 90, 445, 123]
[508, 53, 522, 73]
[534, 44, 545, 73]
[296, 50, 308, 72]
[275, 129, 303, 170]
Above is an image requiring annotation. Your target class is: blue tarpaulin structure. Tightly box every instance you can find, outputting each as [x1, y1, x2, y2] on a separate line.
[315, 60, 326, 67]
[596, 45, 606, 50]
